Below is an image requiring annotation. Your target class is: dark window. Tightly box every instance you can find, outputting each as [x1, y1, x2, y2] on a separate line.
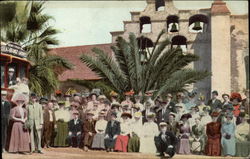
[167, 15, 179, 33]
[171, 35, 187, 52]
[155, 0, 165, 11]
[189, 14, 208, 32]
[140, 16, 151, 33]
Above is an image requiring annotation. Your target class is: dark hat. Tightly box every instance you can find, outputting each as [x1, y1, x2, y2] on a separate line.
[73, 93, 81, 97]
[222, 93, 230, 98]
[212, 90, 218, 95]
[64, 94, 72, 97]
[111, 112, 117, 118]
[225, 112, 234, 119]
[121, 112, 132, 119]
[39, 97, 48, 104]
[180, 113, 192, 120]
[111, 102, 121, 109]
[30, 92, 37, 97]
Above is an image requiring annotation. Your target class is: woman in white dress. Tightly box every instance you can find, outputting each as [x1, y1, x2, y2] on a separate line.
[139, 112, 159, 154]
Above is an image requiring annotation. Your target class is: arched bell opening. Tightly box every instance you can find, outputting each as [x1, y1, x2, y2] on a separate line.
[189, 14, 208, 33]
[140, 16, 151, 33]
[137, 36, 154, 63]
[171, 35, 187, 53]
[167, 15, 179, 33]
[155, 0, 165, 11]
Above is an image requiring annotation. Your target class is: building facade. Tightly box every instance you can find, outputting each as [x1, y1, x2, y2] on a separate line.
[110, 0, 249, 99]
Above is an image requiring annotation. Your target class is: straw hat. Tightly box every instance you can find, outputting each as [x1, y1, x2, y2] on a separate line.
[98, 95, 106, 100]
[146, 112, 155, 118]
[159, 122, 167, 127]
[11, 93, 29, 105]
[134, 112, 142, 118]
[110, 91, 118, 97]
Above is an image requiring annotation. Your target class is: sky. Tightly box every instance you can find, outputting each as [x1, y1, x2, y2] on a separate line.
[43, 1, 248, 47]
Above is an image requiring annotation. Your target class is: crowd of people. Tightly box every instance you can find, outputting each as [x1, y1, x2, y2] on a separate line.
[1, 86, 250, 158]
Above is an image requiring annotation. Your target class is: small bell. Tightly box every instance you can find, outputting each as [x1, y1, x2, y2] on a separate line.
[170, 23, 178, 32]
[192, 21, 202, 31]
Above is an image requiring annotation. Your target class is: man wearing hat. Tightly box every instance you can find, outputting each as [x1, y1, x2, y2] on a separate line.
[67, 111, 83, 148]
[42, 101, 56, 148]
[1, 90, 11, 153]
[221, 93, 231, 109]
[83, 111, 96, 151]
[128, 111, 142, 152]
[166, 112, 178, 134]
[106, 102, 121, 121]
[27, 93, 44, 153]
[40, 97, 48, 110]
[174, 103, 185, 122]
[155, 122, 178, 158]
[207, 90, 222, 113]
[205, 112, 221, 156]
[54, 100, 71, 147]
[92, 111, 108, 150]
[156, 94, 175, 125]
[7, 67, 16, 86]
[104, 112, 121, 152]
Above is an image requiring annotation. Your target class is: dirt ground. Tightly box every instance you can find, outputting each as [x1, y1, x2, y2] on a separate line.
[2, 148, 247, 159]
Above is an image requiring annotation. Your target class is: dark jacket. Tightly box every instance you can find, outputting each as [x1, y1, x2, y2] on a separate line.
[105, 120, 120, 137]
[1, 99, 11, 122]
[83, 119, 96, 134]
[207, 99, 222, 111]
[43, 109, 56, 128]
[156, 103, 175, 124]
[68, 119, 83, 134]
[155, 130, 178, 157]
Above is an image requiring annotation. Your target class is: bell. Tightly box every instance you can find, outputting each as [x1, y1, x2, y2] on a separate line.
[192, 21, 202, 31]
[170, 23, 178, 32]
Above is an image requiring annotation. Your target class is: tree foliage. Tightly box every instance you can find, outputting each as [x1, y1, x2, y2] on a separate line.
[80, 30, 210, 99]
[1, 1, 73, 96]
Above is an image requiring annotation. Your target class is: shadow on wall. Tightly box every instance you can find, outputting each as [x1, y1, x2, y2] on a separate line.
[192, 24, 211, 101]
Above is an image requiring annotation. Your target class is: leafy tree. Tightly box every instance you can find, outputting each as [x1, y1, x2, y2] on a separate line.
[1, 1, 73, 96]
[80, 30, 210, 99]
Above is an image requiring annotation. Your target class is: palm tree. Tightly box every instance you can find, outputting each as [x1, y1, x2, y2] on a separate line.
[80, 30, 210, 99]
[1, 1, 73, 96]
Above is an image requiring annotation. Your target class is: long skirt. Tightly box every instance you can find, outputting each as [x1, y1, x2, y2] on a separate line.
[221, 136, 236, 156]
[92, 133, 105, 149]
[205, 136, 221, 156]
[177, 138, 191, 154]
[140, 136, 157, 154]
[128, 134, 140, 152]
[236, 141, 250, 157]
[54, 121, 68, 147]
[8, 121, 30, 152]
[114, 135, 129, 152]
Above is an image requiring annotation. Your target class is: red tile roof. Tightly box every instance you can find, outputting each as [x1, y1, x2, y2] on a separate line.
[49, 43, 113, 81]
[211, 0, 230, 14]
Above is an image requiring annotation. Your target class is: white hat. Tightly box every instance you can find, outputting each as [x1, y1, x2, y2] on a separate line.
[8, 68, 14, 72]
[159, 122, 167, 126]
[1, 90, 7, 95]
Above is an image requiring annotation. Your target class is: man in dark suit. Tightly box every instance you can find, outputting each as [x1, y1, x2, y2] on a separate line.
[1, 90, 11, 153]
[156, 94, 176, 124]
[104, 112, 121, 152]
[67, 112, 83, 148]
[155, 122, 178, 158]
[207, 90, 222, 113]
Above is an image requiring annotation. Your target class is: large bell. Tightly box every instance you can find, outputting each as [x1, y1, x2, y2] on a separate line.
[192, 21, 202, 31]
[170, 23, 178, 32]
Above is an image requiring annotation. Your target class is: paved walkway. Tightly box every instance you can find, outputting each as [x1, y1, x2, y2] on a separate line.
[2, 148, 246, 159]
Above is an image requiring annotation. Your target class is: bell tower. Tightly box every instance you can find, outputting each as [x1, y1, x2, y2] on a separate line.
[211, 0, 231, 95]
